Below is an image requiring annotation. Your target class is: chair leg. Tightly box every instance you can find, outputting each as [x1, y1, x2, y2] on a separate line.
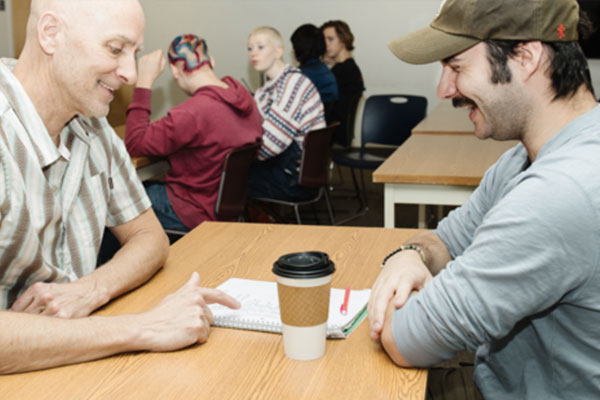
[333, 161, 344, 187]
[334, 168, 369, 226]
[311, 203, 320, 225]
[349, 167, 365, 211]
[294, 204, 302, 225]
[359, 168, 370, 211]
[323, 188, 336, 225]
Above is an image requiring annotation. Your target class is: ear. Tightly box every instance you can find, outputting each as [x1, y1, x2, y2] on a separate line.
[37, 12, 60, 55]
[169, 62, 180, 79]
[275, 46, 284, 61]
[512, 41, 544, 82]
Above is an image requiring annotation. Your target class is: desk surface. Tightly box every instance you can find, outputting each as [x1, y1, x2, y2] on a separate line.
[2, 222, 427, 400]
[412, 102, 474, 135]
[373, 134, 518, 186]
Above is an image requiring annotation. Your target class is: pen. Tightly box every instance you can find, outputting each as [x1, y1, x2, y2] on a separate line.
[340, 286, 350, 315]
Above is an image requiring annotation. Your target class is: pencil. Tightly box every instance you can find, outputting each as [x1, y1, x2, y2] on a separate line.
[340, 286, 351, 315]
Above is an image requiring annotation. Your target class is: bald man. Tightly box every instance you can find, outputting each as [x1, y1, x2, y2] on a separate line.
[0, 0, 239, 373]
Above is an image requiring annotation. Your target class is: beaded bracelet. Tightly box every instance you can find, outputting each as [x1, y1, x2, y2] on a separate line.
[381, 244, 427, 267]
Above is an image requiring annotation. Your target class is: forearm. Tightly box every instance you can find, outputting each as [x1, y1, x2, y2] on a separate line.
[1, 272, 241, 374]
[404, 230, 452, 276]
[381, 299, 413, 367]
[0, 311, 142, 374]
[93, 223, 169, 303]
[125, 88, 153, 156]
[369, 230, 449, 344]
[125, 89, 189, 157]
[381, 292, 451, 368]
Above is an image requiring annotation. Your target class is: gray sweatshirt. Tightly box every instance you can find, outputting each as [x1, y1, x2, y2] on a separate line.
[392, 105, 600, 399]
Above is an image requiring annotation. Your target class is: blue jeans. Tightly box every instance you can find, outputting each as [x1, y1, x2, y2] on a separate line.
[144, 182, 189, 232]
[247, 142, 317, 201]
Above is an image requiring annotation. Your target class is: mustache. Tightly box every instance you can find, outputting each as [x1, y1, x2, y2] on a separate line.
[452, 96, 476, 108]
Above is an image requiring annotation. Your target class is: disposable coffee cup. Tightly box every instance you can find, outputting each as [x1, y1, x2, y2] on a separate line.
[273, 251, 335, 360]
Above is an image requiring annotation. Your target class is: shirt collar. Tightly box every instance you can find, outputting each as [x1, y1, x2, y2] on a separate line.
[0, 58, 98, 167]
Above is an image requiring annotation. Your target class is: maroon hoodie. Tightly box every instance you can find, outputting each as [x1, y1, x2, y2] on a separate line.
[125, 76, 262, 228]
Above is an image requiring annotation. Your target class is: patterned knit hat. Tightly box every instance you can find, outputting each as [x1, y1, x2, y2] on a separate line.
[168, 34, 211, 71]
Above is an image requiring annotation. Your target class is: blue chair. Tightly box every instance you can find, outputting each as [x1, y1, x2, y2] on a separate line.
[332, 94, 427, 224]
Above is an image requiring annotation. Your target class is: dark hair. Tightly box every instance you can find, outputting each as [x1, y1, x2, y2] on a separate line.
[291, 24, 326, 64]
[321, 20, 355, 51]
[485, 10, 595, 101]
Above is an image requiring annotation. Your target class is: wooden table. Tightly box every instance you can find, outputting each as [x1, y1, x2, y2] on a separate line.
[373, 134, 517, 228]
[412, 102, 474, 135]
[1, 222, 427, 399]
[112, 124, 170, 180]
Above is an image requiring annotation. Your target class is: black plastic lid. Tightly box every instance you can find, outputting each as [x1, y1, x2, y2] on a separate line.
[272, 251, 335, 279]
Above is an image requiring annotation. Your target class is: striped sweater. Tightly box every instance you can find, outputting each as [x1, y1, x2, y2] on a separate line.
[254, 65, 325, 160]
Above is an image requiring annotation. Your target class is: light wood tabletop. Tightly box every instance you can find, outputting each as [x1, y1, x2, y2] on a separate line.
[412, 102, 474, 135]
[373, 134, 518, 228]
[1, 222, 427, 400]
[373, 134, 517, 186]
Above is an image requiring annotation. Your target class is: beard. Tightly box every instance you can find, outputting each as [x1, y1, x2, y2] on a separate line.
[453, 93, 529, 142]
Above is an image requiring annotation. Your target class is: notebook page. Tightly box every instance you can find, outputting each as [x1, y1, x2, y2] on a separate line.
[210, 279, 281, 333]
[209, 278, 371, 337]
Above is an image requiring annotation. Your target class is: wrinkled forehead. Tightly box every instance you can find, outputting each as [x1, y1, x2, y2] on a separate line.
[40, 0, 145, 45]
[34, 0, 143, 18]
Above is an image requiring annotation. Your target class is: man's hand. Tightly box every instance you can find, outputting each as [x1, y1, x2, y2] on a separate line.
[367, 250, 433, 341]
[135, 272, 241, 352]
[10, 279, 110, 318]
[135, 49, 166, 89]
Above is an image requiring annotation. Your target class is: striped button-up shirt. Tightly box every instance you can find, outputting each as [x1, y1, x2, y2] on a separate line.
[254, 65, 325, 160]
[0, 58, 151, 309]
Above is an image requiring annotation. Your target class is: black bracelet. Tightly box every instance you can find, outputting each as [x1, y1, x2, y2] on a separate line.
[381, 244, 427, 267]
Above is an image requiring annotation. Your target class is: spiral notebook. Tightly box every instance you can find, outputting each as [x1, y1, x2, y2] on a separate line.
[209, 278, 371, 339]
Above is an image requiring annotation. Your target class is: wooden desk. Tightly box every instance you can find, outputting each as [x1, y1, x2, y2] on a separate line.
[112, 124, 170, 180]
[373, 134, 517, 228]
[412, 102, 474, 135]
[2, 222, 427, 399]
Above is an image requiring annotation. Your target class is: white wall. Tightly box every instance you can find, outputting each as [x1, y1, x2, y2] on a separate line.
[0, 0, 13, 58]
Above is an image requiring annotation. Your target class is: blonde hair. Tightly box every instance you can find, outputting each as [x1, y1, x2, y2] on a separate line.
[249, 26, 284, 49]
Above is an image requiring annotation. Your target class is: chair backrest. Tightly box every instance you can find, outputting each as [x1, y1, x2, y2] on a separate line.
[299, 122, 340, 188]
[215, 139, 261, 220]
[331, 93, 363, 148]
[360, 94, 428, 150]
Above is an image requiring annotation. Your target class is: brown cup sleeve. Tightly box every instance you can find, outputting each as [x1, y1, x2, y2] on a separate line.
[277, 282, 331, 327]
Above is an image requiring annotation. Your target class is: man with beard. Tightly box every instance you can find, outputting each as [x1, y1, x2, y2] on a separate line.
[367, 0, 600, 398]
[0, 0, 239, 374]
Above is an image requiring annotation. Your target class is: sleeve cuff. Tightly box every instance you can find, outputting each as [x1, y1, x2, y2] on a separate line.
[128, 88, 152, 112]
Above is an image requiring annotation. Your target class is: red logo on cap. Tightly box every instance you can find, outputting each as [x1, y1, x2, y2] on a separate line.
[557, 24, 566, 39]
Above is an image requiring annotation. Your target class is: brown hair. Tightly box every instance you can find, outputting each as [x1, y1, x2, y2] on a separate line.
[321, 20, 354, 51]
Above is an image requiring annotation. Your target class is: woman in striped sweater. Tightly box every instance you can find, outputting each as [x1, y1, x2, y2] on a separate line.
[246, 26, 326, 201]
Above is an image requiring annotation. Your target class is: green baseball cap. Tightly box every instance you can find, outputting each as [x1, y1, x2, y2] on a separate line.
[388, 0, 580, 64]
